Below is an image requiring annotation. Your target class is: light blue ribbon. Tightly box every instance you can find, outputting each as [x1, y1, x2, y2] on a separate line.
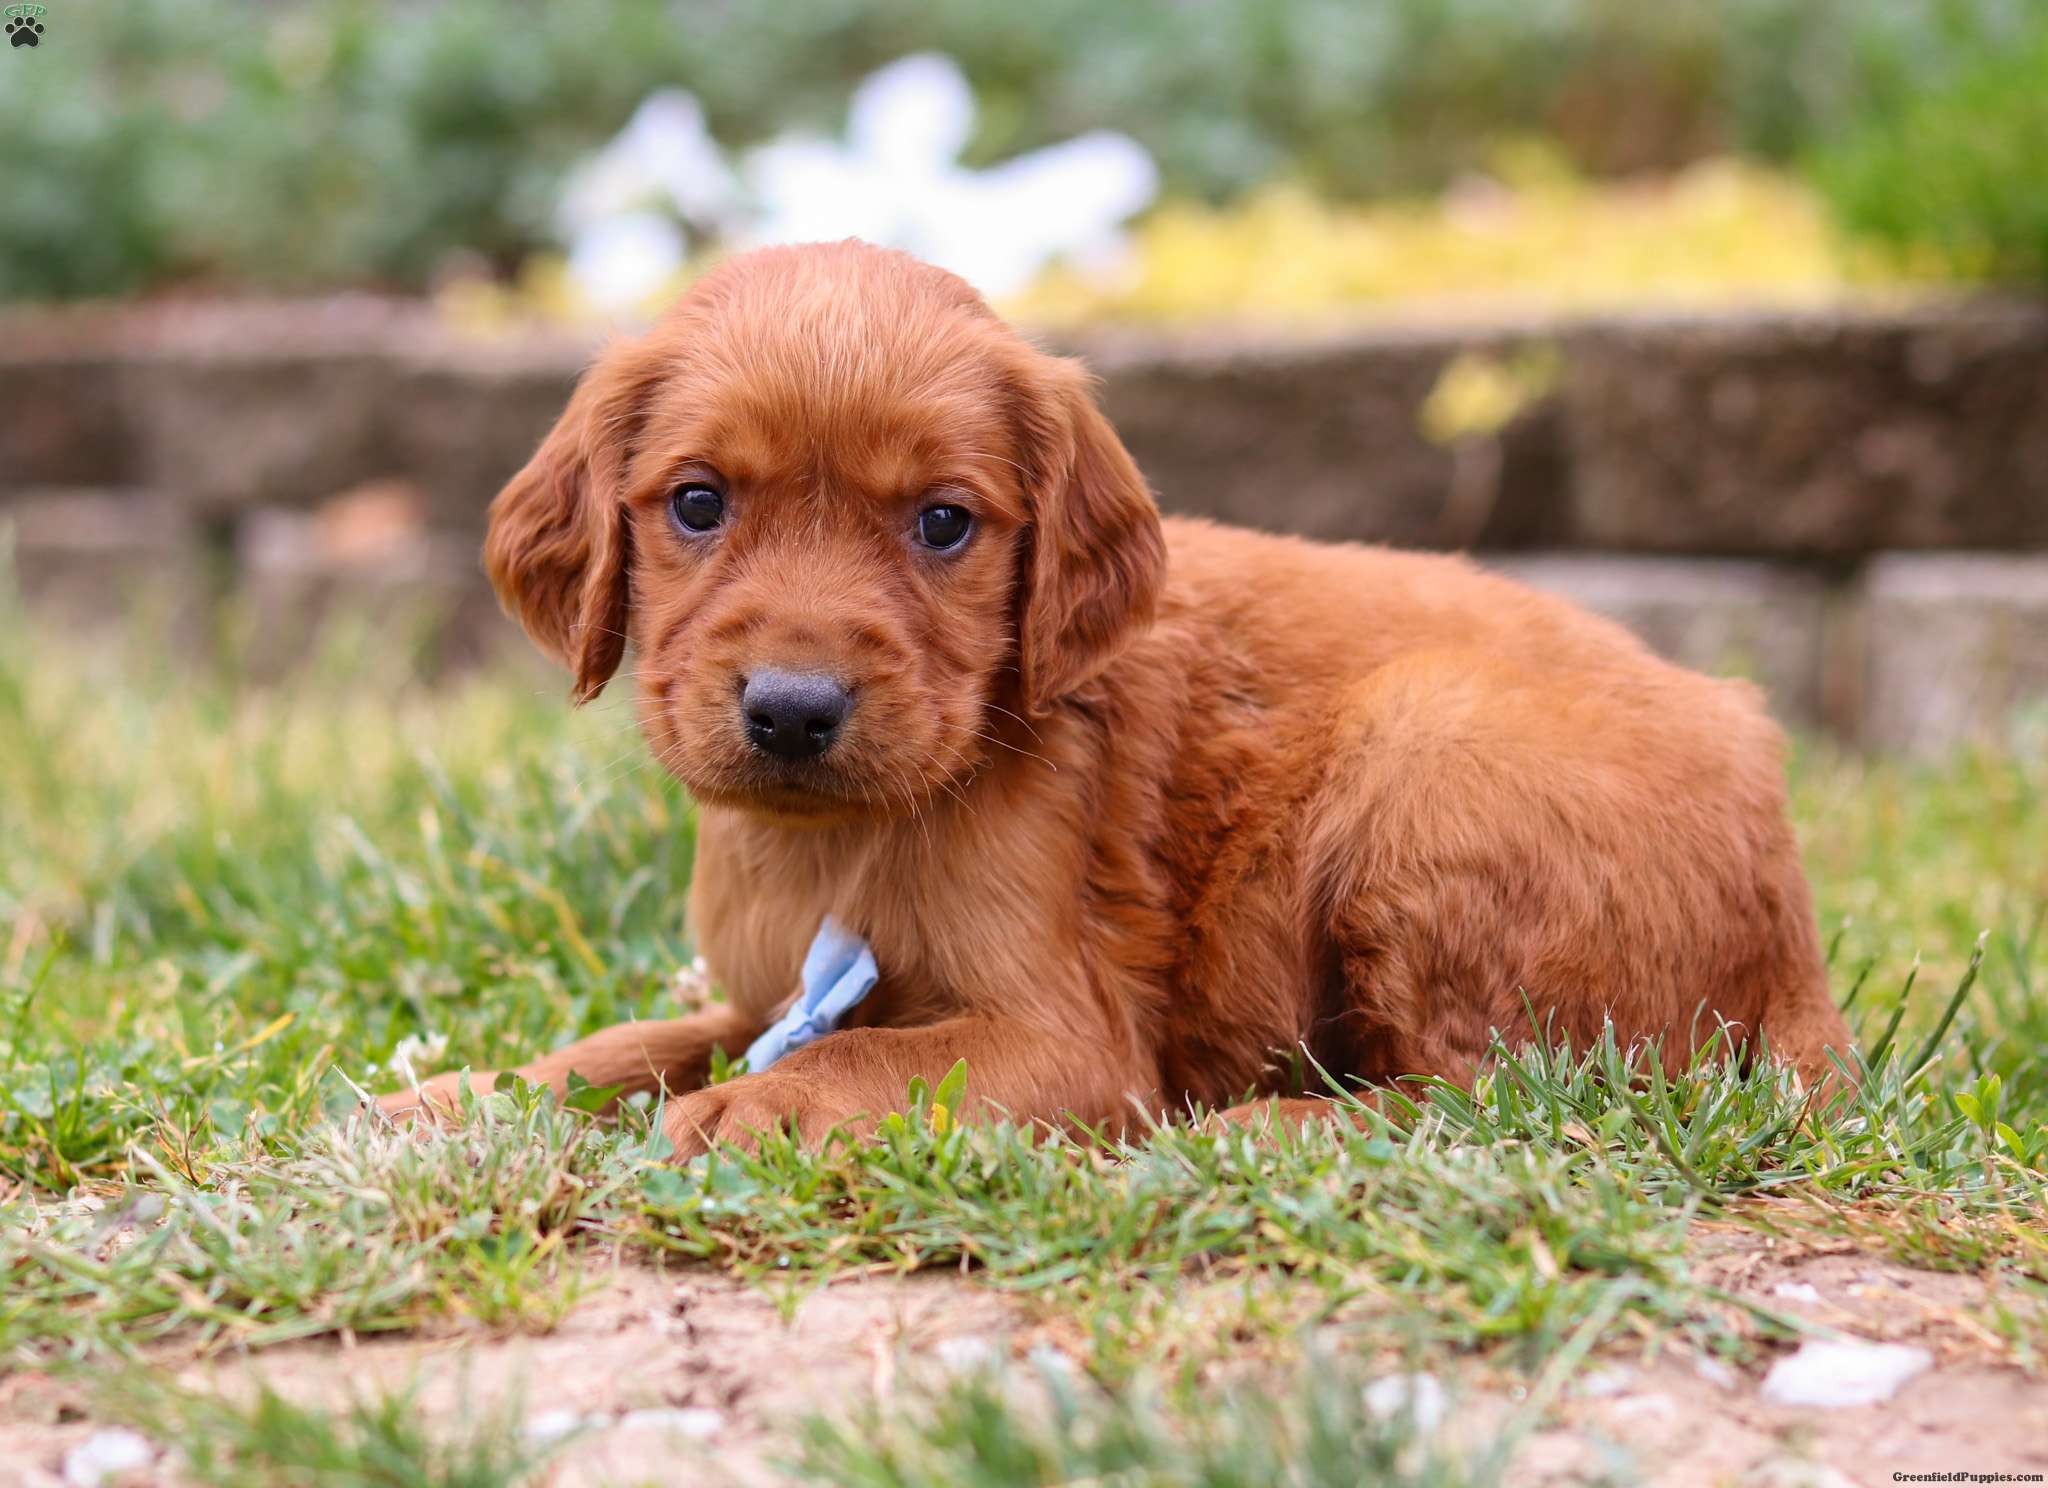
[741, 916, 879, 1071]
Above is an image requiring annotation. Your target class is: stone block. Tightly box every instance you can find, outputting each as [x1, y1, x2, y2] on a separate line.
[1082, 325, 1567, 550]
[122, 351, 399, 515]
[3, 487, 210, 639]
[388, 346, 582, 529]
[1564, 303, 2048, 555]
[234, 490, 511, 676]
[0, 354, 137, 490]
[1859, 554, 2048, 755]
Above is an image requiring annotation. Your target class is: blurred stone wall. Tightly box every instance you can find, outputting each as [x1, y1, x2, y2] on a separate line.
[5, 298, 2047, 755]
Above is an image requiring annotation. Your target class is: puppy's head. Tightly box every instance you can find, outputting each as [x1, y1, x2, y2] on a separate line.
[486, 241, 1164, 820]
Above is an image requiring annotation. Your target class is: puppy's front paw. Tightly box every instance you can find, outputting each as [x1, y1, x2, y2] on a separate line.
[660, 1074, 870, 1159]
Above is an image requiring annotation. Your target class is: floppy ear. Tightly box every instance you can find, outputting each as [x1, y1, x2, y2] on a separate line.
[1011, 354, 1166, 713]
[483, 340, 661, 703]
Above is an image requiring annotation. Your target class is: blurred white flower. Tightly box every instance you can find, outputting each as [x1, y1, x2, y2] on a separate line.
[566, 210, 690, 315]
[741, 53, 1157, 297]
[960, 131, 1161, 293]
[558, 55, 1158, 313]
[560, 89, 738, 312]
[562, 88, 738, 229]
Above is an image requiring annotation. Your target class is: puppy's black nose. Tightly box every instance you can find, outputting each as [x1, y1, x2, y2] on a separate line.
[742, 670, 850, 761]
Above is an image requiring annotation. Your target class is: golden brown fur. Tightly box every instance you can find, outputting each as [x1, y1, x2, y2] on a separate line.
[382, 240, 1850, 1153]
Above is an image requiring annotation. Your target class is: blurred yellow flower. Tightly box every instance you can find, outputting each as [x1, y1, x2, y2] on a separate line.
[439, 155, 1929, 335]
[1419, 346, 1561, 445]
[1008, 157, 1919, 327]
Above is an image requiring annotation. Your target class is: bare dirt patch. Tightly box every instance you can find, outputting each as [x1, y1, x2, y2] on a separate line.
[2, 1235, 2042, 1486]
[0, 1262, 1024, 1485]
[1512, 1233, 2048, 1486]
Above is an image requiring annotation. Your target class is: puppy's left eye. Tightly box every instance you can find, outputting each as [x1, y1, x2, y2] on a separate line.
[671, 484, 726, 535]
[916, 504, 973, 551]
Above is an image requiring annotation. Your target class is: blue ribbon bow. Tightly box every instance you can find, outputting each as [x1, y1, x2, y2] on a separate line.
[741, 916, 879, 1072]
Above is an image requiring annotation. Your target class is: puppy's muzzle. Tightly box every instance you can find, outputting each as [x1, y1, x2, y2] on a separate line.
[742, 670, 851, 761]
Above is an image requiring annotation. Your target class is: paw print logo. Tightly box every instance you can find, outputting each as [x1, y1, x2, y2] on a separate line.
[4, 4, 47, 47]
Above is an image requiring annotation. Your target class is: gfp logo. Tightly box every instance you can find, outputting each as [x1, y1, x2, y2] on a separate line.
[5, 3, 46, 47]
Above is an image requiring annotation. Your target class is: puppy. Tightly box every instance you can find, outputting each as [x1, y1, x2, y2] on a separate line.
[382, 240, 1849, 1153]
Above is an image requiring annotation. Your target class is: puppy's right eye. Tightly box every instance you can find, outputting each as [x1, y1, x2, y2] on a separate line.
[670, 485, 725, 535]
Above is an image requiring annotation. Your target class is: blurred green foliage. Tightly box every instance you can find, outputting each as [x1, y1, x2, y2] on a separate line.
[0, 0, 2037, 300]
[1814, 6, 2048, 284]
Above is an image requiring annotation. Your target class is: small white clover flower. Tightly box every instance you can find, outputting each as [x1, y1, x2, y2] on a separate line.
[391, 1029, 448, 1071]
[671, 955, 714, 1009]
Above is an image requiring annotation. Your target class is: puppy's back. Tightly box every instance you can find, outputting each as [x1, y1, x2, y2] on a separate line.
[1153, 517, 1741, 710]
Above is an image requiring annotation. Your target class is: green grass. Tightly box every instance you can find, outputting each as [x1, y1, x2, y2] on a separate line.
[789, 1352, 1500, 1488]
[103, 1373, 566, 1488]
[3, 602, 2047, 1477]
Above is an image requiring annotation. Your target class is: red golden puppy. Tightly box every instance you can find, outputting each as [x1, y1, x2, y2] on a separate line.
[382, 240, 1849, 1154]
